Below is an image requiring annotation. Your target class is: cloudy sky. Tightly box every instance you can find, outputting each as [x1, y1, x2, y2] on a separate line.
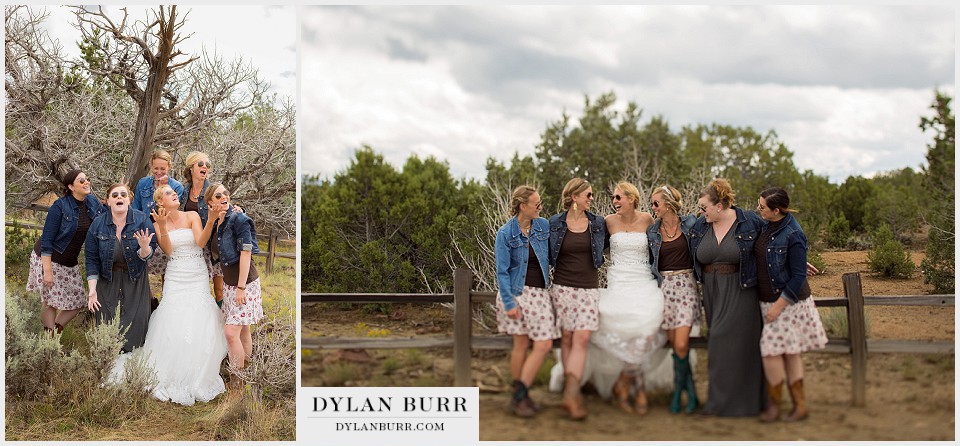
[301, 5, 954, 183]
[37, 5, 296, 101]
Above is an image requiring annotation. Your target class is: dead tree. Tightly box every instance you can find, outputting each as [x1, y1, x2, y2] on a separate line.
[72, 5, 198, 186]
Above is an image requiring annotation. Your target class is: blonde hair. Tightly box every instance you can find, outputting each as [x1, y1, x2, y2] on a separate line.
[700, 178, 736, 208]
[615, 181, 641, 209]
[509, 185, 537, 217]
[153, 184, 174, 206]
[151, 149, 173, 167]
[182, 151, 210, 183]
[560, 178, 591, 211]
[653, 184, 682, 214]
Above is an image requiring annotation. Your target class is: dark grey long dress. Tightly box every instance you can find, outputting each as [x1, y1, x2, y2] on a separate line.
[696, 225, 766, 416]
[95, 238, 152, 353]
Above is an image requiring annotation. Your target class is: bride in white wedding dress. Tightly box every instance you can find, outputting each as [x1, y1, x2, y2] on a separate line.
[551, 182, 672, 414]
[112, 185, 227, 406]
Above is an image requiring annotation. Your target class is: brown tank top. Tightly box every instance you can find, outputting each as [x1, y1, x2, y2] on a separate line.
[221, 259, 260, 287]
[524, 243, 545, 288]
[658, 233, 692, 272]
[553, 229, 599, 289]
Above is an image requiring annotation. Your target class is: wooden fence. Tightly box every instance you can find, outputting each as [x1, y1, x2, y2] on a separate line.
[5, 203, 294, 273]
[302, 269, 955, 407]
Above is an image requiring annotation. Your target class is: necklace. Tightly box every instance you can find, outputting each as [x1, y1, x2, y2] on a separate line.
[661, 220, 680, 239]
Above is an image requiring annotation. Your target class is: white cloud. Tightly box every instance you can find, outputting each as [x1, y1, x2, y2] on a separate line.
[301, 5, 954, 183]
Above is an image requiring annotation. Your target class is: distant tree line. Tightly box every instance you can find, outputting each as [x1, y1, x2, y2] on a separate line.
[302, 91, 954, 294]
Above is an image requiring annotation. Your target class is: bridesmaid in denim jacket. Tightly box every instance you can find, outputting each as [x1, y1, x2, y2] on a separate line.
[205, 182, 264, 390]
[548, 178, 607, 420]
[647, 184, 701, 414]
[494, 185, 554, 418]
[755, 187, 827, 422]
[85, 183, 156, 353]
[27, 170, 105, 334]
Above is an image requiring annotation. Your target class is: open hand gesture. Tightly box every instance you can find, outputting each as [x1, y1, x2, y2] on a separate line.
[150, 206, 168, 230]
[134, 228, 154, 251]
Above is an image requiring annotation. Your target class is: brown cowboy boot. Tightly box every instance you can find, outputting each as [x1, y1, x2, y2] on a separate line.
[783, 379, 808, 421]
[760, 380, 783, 422]
[562, 373, 587, 420]
[611, 372, 633, 413]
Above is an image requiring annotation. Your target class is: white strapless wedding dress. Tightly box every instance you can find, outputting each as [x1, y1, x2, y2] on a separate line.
[111, 228, 228, 405]
[550, 232, 673, 398]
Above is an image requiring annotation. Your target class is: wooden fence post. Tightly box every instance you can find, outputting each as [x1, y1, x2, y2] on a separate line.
[843, 272, 867, 407]
[266, 230, 277, 274]
[453, 269, 473, 387]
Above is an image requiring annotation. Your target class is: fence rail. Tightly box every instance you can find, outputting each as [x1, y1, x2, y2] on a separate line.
[302, 269, 955, 407]
[6, 204, 294, 273]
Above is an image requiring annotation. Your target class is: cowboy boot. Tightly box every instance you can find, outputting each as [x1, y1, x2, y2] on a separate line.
[611, 371, 633, 413]
[681, 354, 699, 414]
[669, 352, 685, 414]
[759, 380, 783, 422]
[783, 379, 808, 421]
[562, 373, 587, 420]
[510, 380, 536, 418]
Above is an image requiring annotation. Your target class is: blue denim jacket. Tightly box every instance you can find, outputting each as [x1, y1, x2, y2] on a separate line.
[647, 214, 698, 286]
[178, 180, 210, 224]
[84, 209, 156, 282]
[759, 212, 810, 304]
[213, 206, 260, 267]
[495, 217, 550, 311]
[132, 175, 184, 215]
[39, 194, 105, 256]
[688, 206, 764, 289]
[548, 211, 607, 269]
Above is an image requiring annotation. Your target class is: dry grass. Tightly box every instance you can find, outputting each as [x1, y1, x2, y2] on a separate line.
[5, 249, 296, 441]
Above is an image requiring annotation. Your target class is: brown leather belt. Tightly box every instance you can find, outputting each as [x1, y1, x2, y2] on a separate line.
[703, 263, 738, 274]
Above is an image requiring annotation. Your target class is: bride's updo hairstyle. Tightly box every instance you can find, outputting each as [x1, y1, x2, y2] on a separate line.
[560, 178, 591, 211]
[615, 181, 641, 210]
[655, 185, 683, 214]
[700, 178, 736, 209]
[509, 185, 537, 217]
[153, 184, 175, 207]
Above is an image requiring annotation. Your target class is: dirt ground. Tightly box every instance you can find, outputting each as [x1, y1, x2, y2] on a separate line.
[301, 250, 955, 441]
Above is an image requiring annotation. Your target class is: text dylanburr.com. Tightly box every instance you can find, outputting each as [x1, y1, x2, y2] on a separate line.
[298, 387, 479, 445]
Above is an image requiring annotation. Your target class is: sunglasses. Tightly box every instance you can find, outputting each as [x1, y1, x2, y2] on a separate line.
[214, 191, 230, 200]
[196, 161, 212, 168]
[76, 177, 90, 184]
[585, 192, 593, 199]
[612, 194, 622, 201]
[110, 191, 129, 199]
[697, 204, 708, 213]
[652, 200, 661, 208]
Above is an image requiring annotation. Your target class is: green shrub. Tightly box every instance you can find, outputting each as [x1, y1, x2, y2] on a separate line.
[807, 250, 827, 274]
[5, 290, 156, 426]
[825, 215, 852, 249]
[922, 222, 955, 293]
[5, 224, 36, 281]
[867, 225, 916, 279]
